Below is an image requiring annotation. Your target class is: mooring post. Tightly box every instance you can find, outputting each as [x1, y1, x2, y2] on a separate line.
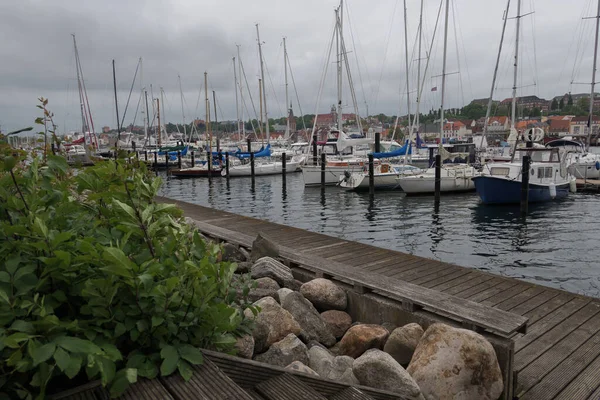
[51, 143, 56, 155]
[208, 150, 212, 178]
[375, 132, 381, 153]
[144, 151, 148, 162]
[217, 138, 221, 152]
[153, 152, 158, 176]
[282, 152, 287, 176]
[177, 151, 182, 169]
[135, 150, 139, 160]
[250, 152, 255, 180]
[313, 135, 318, 166]
[521, 155, 530, 215]
[247, 139, 252, 153]
[191, 151, 195, 168]
[225, 152, 230, 178]
[434, 154, 441, 203]
[369, 154, 375, 197]
[165, 152, 169, 174]
[218, 151, 223, 169]
[321, 152, 326, 188]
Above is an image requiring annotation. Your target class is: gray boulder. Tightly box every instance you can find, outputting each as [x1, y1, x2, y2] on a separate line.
[248, 277, 280, 302]
[300, 278, 347, 311]
[281, 292, 336, 347]
[407, 323, 503, 400]
[276, 288, 294, 304]
[243, 297, 302, 354]
[308, 345, 334, 376]
[383, 323, 424, 365]
[338, 324, 389, 358]
[329, 355, 360, 385]
[353, 349, 423, 400]
[251, 257, 295, 287]
[251, 233, 279, 261]
[234, 334, 255, 359]
[254, 333, 308, 367]
[222, 243, 247, 263]
[285, 361, 319, 376]
[235, 261, 252, 274]
[321, 310, 353, 339]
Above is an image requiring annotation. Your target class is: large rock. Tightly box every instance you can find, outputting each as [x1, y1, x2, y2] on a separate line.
[281, 292, 336, 347]
[248, 277, 280, 303]
[407, 323, 503, 400]
[222, 243, 247, 263]
[354, 349, 423, 399]
[285, 361, 319, 376]
[251, 257, 294, 286]
[308, 345, 334, 376]
[383, 323, 424, 365]
[338, 324, 389, 358]
[234, 335, 255, 359]
[251, 233, 279, 261]
[321, 310, 353, 339]
[300, 279, 347, 311]
[235, 261, 252, 274]
[244, 297, 302, 353]
[329, 355, 360, 385]
[254, 334, 308, 367]
[276, 288, 294, 305]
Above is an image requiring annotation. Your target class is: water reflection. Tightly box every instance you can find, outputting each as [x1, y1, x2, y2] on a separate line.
[159, 172, 600, 297]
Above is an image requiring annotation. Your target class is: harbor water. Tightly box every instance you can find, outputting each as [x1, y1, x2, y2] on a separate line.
[160, 172, 600, 297]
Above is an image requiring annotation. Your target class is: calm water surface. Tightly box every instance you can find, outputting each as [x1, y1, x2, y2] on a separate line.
[160, 172, 600, 297]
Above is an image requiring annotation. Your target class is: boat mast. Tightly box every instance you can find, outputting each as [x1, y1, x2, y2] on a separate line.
[403, 0, 412, 136]
[256, 24, 270, 143]
[178, 74, 187, 141]
[160, 88, 166, 146]
[156, 98, 162, 148]
[205, 72, 211, 154]
[259, 78, 264, 143]
[112, 59, 121, 152]
[510, 0, 522, 132]
[233, 57, 241, 138]
[336, 1, 344, 132]
[213, 90, 218, 143]
[483, 0, 512, 145]
[237, 45, 245, 138]
[439, 0, 450, 143]
[72, 34, 88, 147]
[284, 37, 290, 140]
[415, 0, 424, 133]
[587, 0, 600, 150]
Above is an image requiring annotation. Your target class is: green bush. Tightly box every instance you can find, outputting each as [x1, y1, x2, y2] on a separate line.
[0, 155, 256, 399]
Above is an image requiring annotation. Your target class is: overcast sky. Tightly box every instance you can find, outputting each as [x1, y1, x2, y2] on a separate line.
[1, 0, 599, 134]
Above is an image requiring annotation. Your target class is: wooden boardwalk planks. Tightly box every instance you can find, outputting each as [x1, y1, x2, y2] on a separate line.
[159, 197, 600, 400]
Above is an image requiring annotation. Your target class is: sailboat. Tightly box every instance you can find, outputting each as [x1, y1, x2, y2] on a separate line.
[395, 0, 478, 195]
[302, 0, 374, 186]
[472, 0, 576, 204]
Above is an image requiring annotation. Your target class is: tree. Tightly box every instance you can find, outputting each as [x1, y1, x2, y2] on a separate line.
[531, 107, 541, 118]
[461, 103, 486, 120]
[559, 98, 565, 110]
[577, 97, 590, 112]
[568, 93, 574, 106]
[551, 98, 558, 111]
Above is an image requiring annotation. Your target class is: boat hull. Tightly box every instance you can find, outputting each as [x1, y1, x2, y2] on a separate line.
[472, 176, 570, 204]
[339, 173, 400, 191]
[224, 161, 300, 177]
[170, 167, 222, 178]
[396, 166, 478, 194]
[302, 164, 367, 186]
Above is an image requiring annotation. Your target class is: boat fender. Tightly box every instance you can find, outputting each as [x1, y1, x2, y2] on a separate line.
[570, 178, 577, 193]
[549, 183, 557, 199]
[595, 161, 600, 170]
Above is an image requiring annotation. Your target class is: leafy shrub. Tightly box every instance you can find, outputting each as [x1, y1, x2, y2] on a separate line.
[0, 154, 255, 399]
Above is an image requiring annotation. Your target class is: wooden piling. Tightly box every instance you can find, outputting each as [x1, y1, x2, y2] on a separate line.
[521, 155, 530, 215]
[282, 152, 287, 176]
[191, 151, 195, 168]
[225, 152, 230, 178]
[250, 152, 255, 180]
[375, 132, 381, 153]
[368, 154, 375, 197]
[313, 135, 318, 166]
[177, 151, 182, 169]
[321, 152, 326, 188]
[434, 154, 441, 203]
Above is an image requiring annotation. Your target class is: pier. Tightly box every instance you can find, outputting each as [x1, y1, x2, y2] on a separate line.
[158, 196, 600, 400]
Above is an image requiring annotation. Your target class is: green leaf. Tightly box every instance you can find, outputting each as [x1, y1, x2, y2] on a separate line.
[10, 320, 34, 334]
[101, 247, 134, 278]
[0, 289, 9, 305]
[178, 345, 203, 365]
[33, 217, 49, 238]
[32, 343, 56, 366]
[3, 156, 16, 171]
[64, 355, 82, 379]
[5, 256, 20, 275]
[109, 368, 137, 398]
[113, 199, 138, 220]
[114, 323, 126, 337]
[54, 347, 71, 372]
[54, 336, 102, 354]
[0, 272, 10, 283]
[101, 343, 122, 361]
[151, 316, 164, 328]
[178, 360, 193, 381]
[4, 333, 32, 348]
[98, 357, 116, 386]
[47, 155, 68, 174]
[13, 266, 36, 282]
[160, 345, 179, 376]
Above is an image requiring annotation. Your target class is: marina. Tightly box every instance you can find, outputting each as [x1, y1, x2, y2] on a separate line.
[157, 194, 600, 400]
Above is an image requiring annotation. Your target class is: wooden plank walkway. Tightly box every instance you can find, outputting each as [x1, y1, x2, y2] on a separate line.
[160, 196, 600, 400]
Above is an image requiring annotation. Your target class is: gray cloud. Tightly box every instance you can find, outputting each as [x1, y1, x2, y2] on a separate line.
[0, 0, 596, 133]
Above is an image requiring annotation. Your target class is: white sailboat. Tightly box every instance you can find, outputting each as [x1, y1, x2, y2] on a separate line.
[302, 0, 374, 186]
[396, 0, 478, 195]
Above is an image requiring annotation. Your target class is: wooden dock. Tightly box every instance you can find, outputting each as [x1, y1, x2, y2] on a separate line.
[576, 178, 600, 192]
[159, 196, 600, 400]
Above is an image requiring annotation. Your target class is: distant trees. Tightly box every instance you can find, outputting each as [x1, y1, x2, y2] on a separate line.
[551, 98, 559, 111]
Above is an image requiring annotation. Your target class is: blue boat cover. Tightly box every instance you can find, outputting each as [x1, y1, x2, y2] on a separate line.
[372, 140, 412, 158]
[235, 144, 271, 159]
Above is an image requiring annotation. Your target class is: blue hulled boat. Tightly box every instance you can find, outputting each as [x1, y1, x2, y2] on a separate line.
[472, 147, 575, 204]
